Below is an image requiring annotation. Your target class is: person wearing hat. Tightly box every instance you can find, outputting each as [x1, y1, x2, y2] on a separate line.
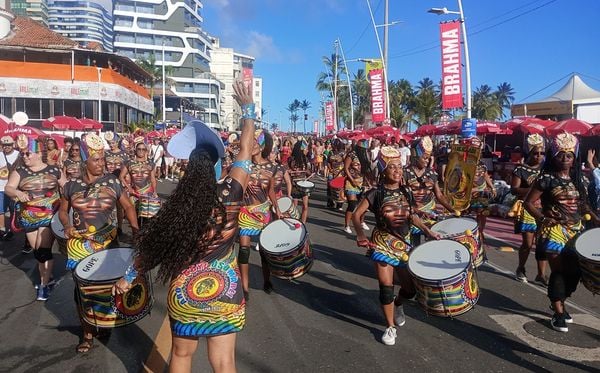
[105, 132, 129, 235]
[524, 132, 600, 332]
[5, 137, 66, 301]
[511, 134, 548, 285]
[342, 137, 372, 234]
[112, 80, 256, 372]
[57, 133, 139, 353]
[63, 139, 83, 180]
[120, 137, 158, 223]
[0, 135, 18, 240]
[353, 146, 439, 346]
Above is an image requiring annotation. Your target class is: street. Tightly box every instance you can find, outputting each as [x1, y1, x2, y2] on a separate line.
[0, 179, 598, 373]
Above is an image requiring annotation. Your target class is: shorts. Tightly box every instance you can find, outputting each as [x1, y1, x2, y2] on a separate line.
[165, 157, 174, 167]
[0, 192, 10, 213]
[154, 158, 163, 168]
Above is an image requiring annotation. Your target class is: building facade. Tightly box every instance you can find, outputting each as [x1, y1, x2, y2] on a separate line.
[113, 0, 224, 129]
[9, 0, 47, 26]
[48, 0, 113, 52]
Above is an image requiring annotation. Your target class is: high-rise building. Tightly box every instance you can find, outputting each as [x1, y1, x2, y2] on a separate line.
[10, 0, 48, 26]
[209, 37, 261, 131]
[113, 0, 224, 128]
[48, 0, 113, 52]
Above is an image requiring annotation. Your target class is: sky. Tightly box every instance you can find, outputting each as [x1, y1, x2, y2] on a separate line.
[201, 0, 600, 131]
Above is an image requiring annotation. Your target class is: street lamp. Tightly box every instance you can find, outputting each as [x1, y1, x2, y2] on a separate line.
[336, 39, 355, 131]
[97, 67, 102, 123]
[428, 1, 472, 119]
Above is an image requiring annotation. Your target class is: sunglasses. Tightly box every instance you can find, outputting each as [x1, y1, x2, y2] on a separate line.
[2, 143, 13, 147]
[532, 152, 545, 156]
[70, 148, 80, 152]
[136, 148, 148, 152]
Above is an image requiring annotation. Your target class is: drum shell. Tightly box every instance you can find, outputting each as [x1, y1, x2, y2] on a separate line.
[431, 218, 483, 267]
[295, 181, 315, 195]
[574, 228, 600, 295]
[137, 195, 161, 218]
[274, 197, 300, 220]
[328, 177, 346, 203]
[51, 212, 70, 256]
[259, 220, 313, 280]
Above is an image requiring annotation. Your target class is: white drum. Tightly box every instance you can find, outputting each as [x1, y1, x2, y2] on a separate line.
[259, 218, 313, 279]
[295, 180, 315, 195]
[408, 239, 479, 317]
[274, 196, 300, 219]
[574, 228, 600, 295]
[430, 217, 483, 267]
[51, 211, 72, 255]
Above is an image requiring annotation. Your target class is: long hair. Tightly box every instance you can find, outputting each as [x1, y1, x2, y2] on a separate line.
[290, 141, 307, 169]
[354, 145, 371, 175]
[260, 131, 274, 159]
[135, 148, 223, 283]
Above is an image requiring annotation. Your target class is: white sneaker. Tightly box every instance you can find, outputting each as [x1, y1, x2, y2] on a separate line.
[361, 222, 370, 231]
[395, 304, 406, 327]
[381, 326, 397, 345]
[343, 226, 352, 234]
[253, 243, 260, 251]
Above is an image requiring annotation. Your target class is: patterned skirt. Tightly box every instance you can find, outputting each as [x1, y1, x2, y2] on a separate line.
[514, 202, 538, 234]
[15, 195, 59, 232]
[537, 221, 583, 255]
[369, 228, 411, 268]
[168, 246, 245, 337]
[238, 201, 272, 236]
[66, 224, 117, 271]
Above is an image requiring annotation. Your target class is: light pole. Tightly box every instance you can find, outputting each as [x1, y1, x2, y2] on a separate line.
[161, 40, 167, 128]
[336, 38, 355, 131]
[97, 67, 102, 123]
[428, 1, 472, 118]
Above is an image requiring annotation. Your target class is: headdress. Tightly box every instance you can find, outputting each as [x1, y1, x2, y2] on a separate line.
[167, 120, 225, 162]
[526, 133, 545, 153]
[410, 136, 434, 158]
[133, 136, 146, 145]
[80, 134, 105, 161]
[377, 146, 401, 172]
[26, 138, 42, 153]
[0, 136, 13, 145]
[104, 131, 119, 142]
[550, 132, 578, 156]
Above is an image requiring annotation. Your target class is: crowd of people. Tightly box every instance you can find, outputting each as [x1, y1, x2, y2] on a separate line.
[2, 82, 598, 372]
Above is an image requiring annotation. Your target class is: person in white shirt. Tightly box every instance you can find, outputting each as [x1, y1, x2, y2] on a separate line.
[150, 138, 165, 180]
[398, 139, 411, 167]
[0, 136, 19, 239]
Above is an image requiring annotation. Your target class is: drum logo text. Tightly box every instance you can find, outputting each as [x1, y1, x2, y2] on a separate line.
[275, 242, 291, 249]
[82, 257, 98, 272]
[454, 250, 462, 262]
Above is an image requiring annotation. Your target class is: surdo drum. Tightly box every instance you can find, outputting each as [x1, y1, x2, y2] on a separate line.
[328, 176, 346, 203]
[51, 211, 72, 256]
[73, 247, 153, 328]
[274, 196, 300, 220]
[574, 228, 600, 295]
[430, 217, 484, 267]
[295, 180, 315, 195]
[408, 239, 479, 317]
[259, 218, 313, 280]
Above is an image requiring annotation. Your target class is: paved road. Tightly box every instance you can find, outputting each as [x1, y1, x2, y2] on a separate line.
[0, 178, 598, 373]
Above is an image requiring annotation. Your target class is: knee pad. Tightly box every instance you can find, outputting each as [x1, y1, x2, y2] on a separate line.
[398, 288, 416, 301]
[548, 272, 566, 302]
[34, 247, 53, 263]
[238, 245, 251, 264]
[379, 284, 395, 305]
[347, 200, 358, 213]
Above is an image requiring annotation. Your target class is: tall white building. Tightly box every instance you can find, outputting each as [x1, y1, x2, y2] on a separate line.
[113, 0, 224, 129]
[209, 37, 261, 131]
[48, 0, 113, 52]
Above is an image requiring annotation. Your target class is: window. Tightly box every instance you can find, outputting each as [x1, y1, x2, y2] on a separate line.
[255, 81, 260, 87]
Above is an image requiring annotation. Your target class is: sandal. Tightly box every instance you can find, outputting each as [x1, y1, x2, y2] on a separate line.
[76, 337, 94, 353]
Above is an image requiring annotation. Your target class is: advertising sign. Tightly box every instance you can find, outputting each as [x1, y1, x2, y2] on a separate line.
[440, 21, 463, 109]
[369, 68, 386, 123]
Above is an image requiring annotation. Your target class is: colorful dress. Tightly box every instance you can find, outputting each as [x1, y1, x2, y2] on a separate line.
[289, 160, 310, 199]
[404, 166, 439, 233]
[536, 173, 586, 254]
[344, 151, 363, 196]
[470, 163, 492, 210]
[127, 159, 155, 196]
[63, 158, 82, 180]
[14, 165, 61, 232]
[364, 186, 414, 267]
[63, 174, 122, 270]
[512, 164, 541, 233]
[238, 161, 276, 236]
[168, 176, 245, 336]
[105, 150, 129, 176]
[272, 163, 286, 198]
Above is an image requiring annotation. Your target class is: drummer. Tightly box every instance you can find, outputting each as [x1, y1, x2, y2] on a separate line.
[353, 147, 439, 346]
[469, 153, 496, 260]
[63, 139, 83, 180]
[58, 134, 139, 353]
[511, 134, 548, 285]
[403, 136, 455, 245]
[343, 137, 373, 234]
[524, 132, 599, 333]
[238, 129, 281, 297]
[105, 132, 129, 235]
[288, 139, 311, 223]
[326, 140, 345, 209]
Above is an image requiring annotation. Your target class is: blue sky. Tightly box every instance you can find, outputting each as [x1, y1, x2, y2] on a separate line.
[203, 0, 600, 131]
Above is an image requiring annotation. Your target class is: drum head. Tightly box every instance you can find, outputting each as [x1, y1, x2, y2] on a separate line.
[329, 177, 345, 188]
[408, 240, 471, 281]
[296, 180, 314, 188]
[51, 211, 73, 239]
[575, 228, 600, 261]
[74, 247, 135, 282]
[277, 197, 293, 212]
[431, 218, 478, 235]
[260, 219, 306, 254]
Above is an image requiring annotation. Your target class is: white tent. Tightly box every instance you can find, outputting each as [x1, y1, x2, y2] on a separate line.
[511, 74, 600, 123]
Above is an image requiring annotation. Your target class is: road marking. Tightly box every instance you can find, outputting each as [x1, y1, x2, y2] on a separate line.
[490, 313, 600, 362]
[499, 246, 515, 252]
[143, 315, 171, 373]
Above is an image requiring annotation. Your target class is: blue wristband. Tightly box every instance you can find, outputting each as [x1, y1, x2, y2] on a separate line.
[241, 103, 256, 120]
[124, 264, 138, 284]
[232, 159, 253, 174]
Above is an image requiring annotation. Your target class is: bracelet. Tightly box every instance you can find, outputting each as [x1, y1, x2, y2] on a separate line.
[241, 103, 256, 120]
[123, 264, 138, 284]
[232, 159, 253, 174]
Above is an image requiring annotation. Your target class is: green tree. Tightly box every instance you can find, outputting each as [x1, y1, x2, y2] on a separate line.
[413, 78, 440, 125]
[351, 69, 371, 125]
[300, 100, 311, 133]
[136, 54, 174, 100]
[495, 82, 515, 119]
[472, 84, 503, 121]
[389, 78, 416, 131]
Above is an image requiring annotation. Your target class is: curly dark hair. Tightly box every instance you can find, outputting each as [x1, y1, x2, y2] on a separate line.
[290, 140, 307, 169]
[260, 131, 274, 159]
[135, 148, 224, 283]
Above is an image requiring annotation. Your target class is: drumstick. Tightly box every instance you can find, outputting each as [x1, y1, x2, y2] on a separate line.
[283, 218, 302, 229]
[304, 173, 316, 181]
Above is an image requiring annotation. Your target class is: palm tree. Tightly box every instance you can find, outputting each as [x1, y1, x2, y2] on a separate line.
[316, 54, 345, 129]
[495, 82, 515, 119]
[136, 54, 173, 100]
[287, 101, 300, 132]
[300, 100, 311, 133]
[351, 69, 371, 125]
[413, 78, 440, 125]
[389, 79, 416, 131]
[270, 122, 279, 132]
[290, 113, 299, 133]
[472, 84, 502, 121]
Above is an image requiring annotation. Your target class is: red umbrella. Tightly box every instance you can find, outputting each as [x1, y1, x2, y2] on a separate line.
[0, 114, 10, 129]
[476, 121, 501, 135]
[504, 117, 555, 132]
[42, 116, 83, 130]
[584, 124, 600, 137]
[166, 127, 180, 138]
[146, 130, 162, 139]
[80, 118, 103, 130]
[366, 125, 395, 136]
[546, 119, 592, 136]
[415, 125, 438, 136]
[444, 120, 463, 135]
[2, 126, 46, 139]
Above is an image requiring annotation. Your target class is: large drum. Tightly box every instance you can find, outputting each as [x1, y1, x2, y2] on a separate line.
[137, 195, 161, 219]
[51, 211, 72, 256]
[408, 239, 479, 317]
[574, 228, 600, 295]
[295, 180, 315, 195]
[328, 176, 346, 203]
[274, 196, 300, 220]
[73, 247, 153, 328]
[259, 218, 313, 280]
[430, 217, 484, 267]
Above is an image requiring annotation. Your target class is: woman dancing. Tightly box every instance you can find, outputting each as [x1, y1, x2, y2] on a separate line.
[288, 139, 311, 223]
[343, 138, 372, 234]
[353, 146, 438, 346]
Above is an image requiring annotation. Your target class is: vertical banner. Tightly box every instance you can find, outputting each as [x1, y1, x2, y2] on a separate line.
[365, 59, 383, 78]
[369, 68, 386, 123]
[313, 120, 319, 134]
[440, 21, 463, 110]
[325, 101, 334, 132]
[242, 67, 253, 95]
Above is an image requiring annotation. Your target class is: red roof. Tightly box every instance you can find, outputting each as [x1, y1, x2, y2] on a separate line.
[0, 16, 78, 50]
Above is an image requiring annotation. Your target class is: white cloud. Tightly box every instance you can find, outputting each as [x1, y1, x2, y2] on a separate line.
[243, 31, 283, 62]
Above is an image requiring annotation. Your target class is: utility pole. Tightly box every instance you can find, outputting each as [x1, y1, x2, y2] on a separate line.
[383, 0, 389, 71]
[333, 40, 339, 132]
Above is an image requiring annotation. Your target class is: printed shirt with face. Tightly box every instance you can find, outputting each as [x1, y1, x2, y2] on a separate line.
[127, 159, 155, 193]
[105, 150, 129, 174]
[472, 163, 488, 192]
[64, 158, 81, 180]
[513, 164, 541, 189]
[403, 167, 438, 208]
[63, 174, 123, 232]
[365, 186, 413, 237]
[536, 173, 588, 224]
[242, 161, 277, 206]
[272, 163, 286, 195]
[16, 165, 61, 201]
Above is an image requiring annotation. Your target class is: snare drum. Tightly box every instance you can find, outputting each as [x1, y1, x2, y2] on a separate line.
[408, 240, 479, 317]
[137, 195, 161, 219]
[431, 218, 483, 267]
[51, 211, 72, 255]
[295, 180, 315, 195]
[259, 218, 313, 280]
[328, 176, 346, 203]
[73, 247, 153, 328]
[274, 196, 300, 219]
[574, 228, 600, 295]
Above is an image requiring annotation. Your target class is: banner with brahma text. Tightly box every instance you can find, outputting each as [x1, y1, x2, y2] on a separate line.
[369, 68, 386, 123]
[325, 101, 334, 132]
[440, 21, 463, 110]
